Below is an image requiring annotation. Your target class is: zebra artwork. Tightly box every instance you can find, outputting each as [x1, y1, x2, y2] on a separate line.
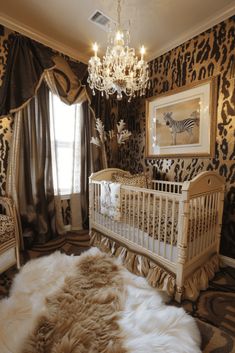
[163, 112, 199, 145]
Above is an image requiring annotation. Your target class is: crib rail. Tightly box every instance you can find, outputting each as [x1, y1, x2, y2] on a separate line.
[152, 180, 183, 194]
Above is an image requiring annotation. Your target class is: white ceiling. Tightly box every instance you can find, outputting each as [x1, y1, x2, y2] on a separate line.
[0, 0, 235, 63]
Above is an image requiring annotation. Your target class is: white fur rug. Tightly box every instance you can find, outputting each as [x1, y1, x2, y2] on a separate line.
[0, 248, 201, 353]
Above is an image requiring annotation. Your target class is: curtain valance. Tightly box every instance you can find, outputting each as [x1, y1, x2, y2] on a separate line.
[0, 34, 87, 117]
[45, 56, 87, 105]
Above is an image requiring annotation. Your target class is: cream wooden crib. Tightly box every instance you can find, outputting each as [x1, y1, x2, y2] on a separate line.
[89, 168, 225, 302]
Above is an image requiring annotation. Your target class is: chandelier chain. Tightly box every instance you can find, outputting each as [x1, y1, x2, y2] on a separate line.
[117, 0, 121, 27]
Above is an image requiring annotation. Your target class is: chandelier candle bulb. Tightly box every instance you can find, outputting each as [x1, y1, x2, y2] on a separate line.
[93, 42, 98, 57]
[140, 46, 145, 60]
[116, 31, 121, 40]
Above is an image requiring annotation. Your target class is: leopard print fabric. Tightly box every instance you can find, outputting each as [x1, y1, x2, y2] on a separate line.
[0, 25, 11, 87]
[0, 215, 15, 243]
[112, 173, 148, 188]
[0, 117, 13, 196]
[0, 26, 14, 196]
[120, 195, 179, 244]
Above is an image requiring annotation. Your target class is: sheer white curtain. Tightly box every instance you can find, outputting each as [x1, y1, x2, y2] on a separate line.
[49, 92, 83, 232]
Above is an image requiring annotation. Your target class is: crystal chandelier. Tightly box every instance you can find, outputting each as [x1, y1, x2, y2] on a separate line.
[87, 0, 149, 101]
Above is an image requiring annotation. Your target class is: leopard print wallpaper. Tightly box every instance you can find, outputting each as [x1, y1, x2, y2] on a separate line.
[0, 25, 10, 87]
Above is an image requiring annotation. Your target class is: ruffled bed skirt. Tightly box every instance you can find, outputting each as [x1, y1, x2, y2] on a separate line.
[183, 253, 220, 300]
[90, 230, 220, 301]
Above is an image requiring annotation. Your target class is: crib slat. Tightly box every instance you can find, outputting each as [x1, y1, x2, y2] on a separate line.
[210, 193, 217, 244]
[207, 194, 212, 247]
[137, 191, 140, 245]
[191, 199, 195, 259]
[195, 197, 200, 257]
[164, 197, 168, 258]
[198, 197, 203, 253]
[128, 189, 131, 241]
[131, 192, 136, 242]
[210, 193, 216, 246]
[147, 193, 151, 250]
[206, 194, 211, 249]
[205, 195, 209, 249]
[152, 195, 156, 252]
[215, 193, 219, 243]
[205, 196, 209, 248]
[193, 198, 198, 258]
[212, 193, 218, 244]
[142, 193, 145, 246]
[200, 196, 205, 252]
[158, 196, 162, 255]
[132, 192, 136, 242]
[208, 194, 212, 248]
[190, 199, 195, 259]
[203, 195, 209, 250]
[92, 183, 95, 221]
[95, 183, 98, 223]
[124, 188, 127, 238]
[99, 183, 101, 224]
[188, 199, 193, 260]
[96, 183, 98, 215]
[215, 192, 220, 243]
[170, 198, 175, 261]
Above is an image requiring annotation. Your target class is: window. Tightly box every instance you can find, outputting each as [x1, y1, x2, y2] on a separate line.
[49, 93, 81, 196]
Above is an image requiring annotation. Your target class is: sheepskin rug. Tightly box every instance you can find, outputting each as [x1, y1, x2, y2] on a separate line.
[0, 248, 201, 353]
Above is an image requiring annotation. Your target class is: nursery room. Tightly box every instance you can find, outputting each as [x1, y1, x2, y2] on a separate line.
[0, 0, 234, 352]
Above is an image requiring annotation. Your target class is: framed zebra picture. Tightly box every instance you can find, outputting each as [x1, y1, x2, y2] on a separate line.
[145, 77, 217, 158]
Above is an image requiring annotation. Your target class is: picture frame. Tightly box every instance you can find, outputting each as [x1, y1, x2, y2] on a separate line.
[145, 77, 218, 158]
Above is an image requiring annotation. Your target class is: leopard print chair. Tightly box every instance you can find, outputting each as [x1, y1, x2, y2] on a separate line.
[0, 197, 20, 273]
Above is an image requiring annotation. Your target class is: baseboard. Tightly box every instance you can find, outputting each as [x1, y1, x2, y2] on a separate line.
[220, 255, 235, 268]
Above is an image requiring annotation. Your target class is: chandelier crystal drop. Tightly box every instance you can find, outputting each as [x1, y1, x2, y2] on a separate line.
[87, 0, 149, 101]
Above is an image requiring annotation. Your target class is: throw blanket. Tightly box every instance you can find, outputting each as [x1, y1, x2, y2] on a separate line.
[0, 248, 201, 353]
[100, 181, 121, 221]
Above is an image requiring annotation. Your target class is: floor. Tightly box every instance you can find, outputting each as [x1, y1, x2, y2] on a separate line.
[176, 266, 235, 352]
[0, 234, 235, 353]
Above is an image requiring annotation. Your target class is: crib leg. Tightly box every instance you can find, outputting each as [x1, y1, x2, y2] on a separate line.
[175, 286, 183, 303]
[16, 246, 21, 269]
